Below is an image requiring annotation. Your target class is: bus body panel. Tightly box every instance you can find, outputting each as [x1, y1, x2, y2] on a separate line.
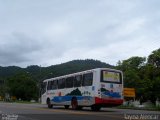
[45, 86, 95, 106]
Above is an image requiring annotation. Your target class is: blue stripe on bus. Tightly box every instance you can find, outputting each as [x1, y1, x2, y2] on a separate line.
[51, 96, 92, 103]
[102, 91, 121, 98]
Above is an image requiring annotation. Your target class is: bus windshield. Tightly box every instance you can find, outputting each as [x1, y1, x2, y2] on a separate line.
[41, 82, 47, 95]
[101, 70, 122, 83]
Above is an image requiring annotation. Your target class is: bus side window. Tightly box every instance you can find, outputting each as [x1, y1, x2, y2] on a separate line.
[47, 81, 51, 90]
[52, 80, 57, 90]
[82, 73, 93, 86]
[66, 76, 74, 88]
[58, 78, 65, 89]
[74, 75, 82, 87]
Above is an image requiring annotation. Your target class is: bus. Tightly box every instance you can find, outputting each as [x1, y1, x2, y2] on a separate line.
[41, 68, 123, 111]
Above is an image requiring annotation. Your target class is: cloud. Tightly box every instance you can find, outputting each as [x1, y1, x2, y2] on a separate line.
[0, 33, 43, 65]
[0, 0, 160, 67]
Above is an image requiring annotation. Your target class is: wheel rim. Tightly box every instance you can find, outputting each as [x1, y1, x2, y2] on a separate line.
[71, 99, 78, 109]
[47, 99, 51, 105]
[47, 99, 53, 108]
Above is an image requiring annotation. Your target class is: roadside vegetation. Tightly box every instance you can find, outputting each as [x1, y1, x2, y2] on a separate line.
[116, 48, 160, 104]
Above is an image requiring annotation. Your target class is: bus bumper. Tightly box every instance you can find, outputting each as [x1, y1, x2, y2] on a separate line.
[95, 97, 123, 107]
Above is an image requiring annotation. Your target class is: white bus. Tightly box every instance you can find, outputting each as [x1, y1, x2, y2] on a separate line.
[41, 68, 123, 111]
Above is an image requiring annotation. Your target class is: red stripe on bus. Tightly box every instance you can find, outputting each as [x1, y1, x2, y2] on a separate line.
[95, 97, 123, 105]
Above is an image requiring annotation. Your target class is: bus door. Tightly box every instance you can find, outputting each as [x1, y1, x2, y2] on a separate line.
[41, 82, 47, 104]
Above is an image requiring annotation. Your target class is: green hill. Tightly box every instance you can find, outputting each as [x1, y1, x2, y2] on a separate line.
[0, 59, 114, 81]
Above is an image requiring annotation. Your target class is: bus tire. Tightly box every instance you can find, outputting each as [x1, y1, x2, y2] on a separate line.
[71, 97, 78, 110]
[47, 98, 53, 108]
[64, 105, 69, 109]
[91, 105, 101, 111]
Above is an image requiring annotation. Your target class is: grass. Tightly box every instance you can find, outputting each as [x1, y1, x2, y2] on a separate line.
[14, 100, 39, 104]
[0, 100, 40, 104]
[117, 104, 160, 111]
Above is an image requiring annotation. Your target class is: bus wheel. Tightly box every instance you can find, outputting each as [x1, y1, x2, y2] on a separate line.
[47, 98, 53, 108]
[91, 105, 101, 111]
[71, 97, 78, 110]
[64, 105, 69, 109]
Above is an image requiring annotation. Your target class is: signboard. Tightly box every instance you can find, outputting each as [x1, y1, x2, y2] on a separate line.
[103, 71, 120, 82]
[123, 88, 135, 97]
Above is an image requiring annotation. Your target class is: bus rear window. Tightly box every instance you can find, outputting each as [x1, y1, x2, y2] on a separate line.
[101, 70, 121, 83]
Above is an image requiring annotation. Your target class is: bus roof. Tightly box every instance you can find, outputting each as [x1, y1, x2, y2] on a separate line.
[43, 68, 122, 82]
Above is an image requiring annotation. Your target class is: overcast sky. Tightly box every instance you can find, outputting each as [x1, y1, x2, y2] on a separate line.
[0, 0, 160, 67]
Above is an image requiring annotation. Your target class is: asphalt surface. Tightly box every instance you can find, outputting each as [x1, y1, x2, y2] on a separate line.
[0, 102, 159, 120]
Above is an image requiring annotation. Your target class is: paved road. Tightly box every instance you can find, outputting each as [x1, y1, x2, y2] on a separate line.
[0, 102, 159, 120]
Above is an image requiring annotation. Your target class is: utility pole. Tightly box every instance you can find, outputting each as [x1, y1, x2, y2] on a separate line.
[39, 65, 42, 103]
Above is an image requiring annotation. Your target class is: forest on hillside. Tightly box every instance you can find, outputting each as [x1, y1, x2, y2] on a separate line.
[0, 48, 160, 103]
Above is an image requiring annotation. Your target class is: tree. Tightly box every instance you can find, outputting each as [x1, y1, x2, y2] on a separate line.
[148, 48, 160, 68]
[117, 52, 160, 103]
[116, 56, 146, 87]
[117, 56, 148, 100]
[117, 56, 146, 71]
[7, 72, 38, 101]
[146, 49, 160, 102]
